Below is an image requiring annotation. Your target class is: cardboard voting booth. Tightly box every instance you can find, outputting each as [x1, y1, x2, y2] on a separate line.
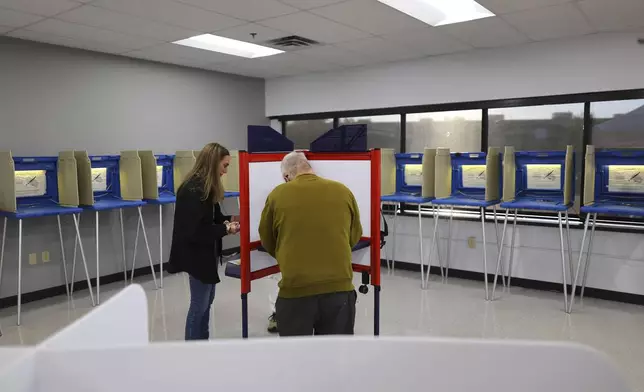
[0, 151, 93, 325]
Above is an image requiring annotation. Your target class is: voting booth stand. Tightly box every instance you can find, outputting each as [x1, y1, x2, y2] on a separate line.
[431, 148, 503, 299]
[0, 152, 94, 325]
[493, 146, 575, 309]
[226, 149, 382, 338]
[0, 285, 631, 392]
[569, 147, 644, 313]
[70, 151, 157, 305]
[381, 149, 442, 288]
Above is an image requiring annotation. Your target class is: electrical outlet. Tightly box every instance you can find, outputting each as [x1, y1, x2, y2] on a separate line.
[42, 251, 50, 263]
[467, 237, 476, 249]
[29, 253, 38, 265]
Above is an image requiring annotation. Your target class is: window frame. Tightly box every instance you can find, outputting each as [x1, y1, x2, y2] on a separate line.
[276, 88, 644, 233]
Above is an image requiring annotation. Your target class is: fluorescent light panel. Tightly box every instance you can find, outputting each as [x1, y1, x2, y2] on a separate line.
[378, 0, 495, 26]
[173, 34, 284, 59]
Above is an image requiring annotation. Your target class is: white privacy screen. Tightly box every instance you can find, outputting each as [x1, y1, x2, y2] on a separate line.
[247, 159, 372, 272]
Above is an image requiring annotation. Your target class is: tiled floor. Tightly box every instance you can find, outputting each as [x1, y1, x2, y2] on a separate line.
[1, 269, 644, 391]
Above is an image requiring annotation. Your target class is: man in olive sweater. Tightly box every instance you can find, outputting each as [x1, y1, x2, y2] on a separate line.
[259, 151, 363, 336]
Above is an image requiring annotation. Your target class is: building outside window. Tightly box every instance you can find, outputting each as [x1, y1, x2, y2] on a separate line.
[286, 119, 333, 150]
[406, 110, 482, 153]
[339, 115, 401, 152]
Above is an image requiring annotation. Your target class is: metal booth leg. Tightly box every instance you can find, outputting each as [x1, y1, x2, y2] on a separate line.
[241, 293, 249, 339]
[159, 204, 164, 289]
[0, 217, 7, 299]
[446, 206, 453, 278]
[565, 210, 574, 291]
[17, 219, 23, 325]
[70, 214, 81, 295]
[580, 213, 598, 304]
[507, 210, 518, 288]
[138, 206, 158, 289]
[418, 204, 425, 288]
[480, 208, 489, 301]
[73, 214, 95, 307]
[568, 213, 597, 313]
[56, 216, 70, 297]
[557, 212, 569, 311]
[492, 206, 506, 287]
[130, 212, 141, 283]
[492, 209, 509, 300]
[392, 202, 399, 271]
[96, 211, 100, 305]
[119, 209, 127, 283]
[424, 205, 441, 289]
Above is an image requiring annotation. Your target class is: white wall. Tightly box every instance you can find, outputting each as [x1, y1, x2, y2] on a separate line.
[266, 31, 644, 116]
[0, 37, 263, 300]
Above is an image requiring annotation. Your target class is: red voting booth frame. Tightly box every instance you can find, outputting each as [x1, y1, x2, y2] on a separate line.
[237, 150, 382, 338]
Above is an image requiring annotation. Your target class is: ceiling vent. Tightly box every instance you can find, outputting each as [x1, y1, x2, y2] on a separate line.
[264, 35, 320, 50]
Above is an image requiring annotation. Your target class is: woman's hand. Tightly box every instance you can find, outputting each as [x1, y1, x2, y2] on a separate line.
[227, 221, 240, 235]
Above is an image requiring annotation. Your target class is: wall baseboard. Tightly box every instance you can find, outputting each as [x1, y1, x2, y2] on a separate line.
[383, 260, 644, 307]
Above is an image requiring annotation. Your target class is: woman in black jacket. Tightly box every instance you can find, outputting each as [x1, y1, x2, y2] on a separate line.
[168, 142, 239, 340]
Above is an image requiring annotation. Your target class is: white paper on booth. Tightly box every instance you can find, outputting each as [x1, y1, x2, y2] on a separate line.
[404, 164, 423, 186]
[91, 168, 107, 192]
[156, 165, 163, 188]
[461, 165, 486, 188]
[608, 165, 644, 193]
[14, 170, 47, 197]
[526, 164, 561, 190]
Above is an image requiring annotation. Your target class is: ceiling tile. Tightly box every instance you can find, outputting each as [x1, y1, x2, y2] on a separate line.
[310, 0, 428, 35]
[215, 23, 288, 43]
[503, 3, 594, 41]
[9, 29, 128, 54]
[176, 0, 298, 22]
[56, 5, 198, 41]
[439, 16, 530, 48]
[382, 27, 472, 56]
[476, 0, 572, 15]
[258, 11, 371, 44]
[277, 0, 348, 10]
[126, 42, 241, 64]
[0, 7, 43, 27]
[0, 0, 80, 16]
[90, 0, 243, 32]
[296, 44, 374, 67]
[22, 18, 160, 50]
[126, 47, 214, 68]
[335, 36, 427, 63]
[579, 0, 644, 31]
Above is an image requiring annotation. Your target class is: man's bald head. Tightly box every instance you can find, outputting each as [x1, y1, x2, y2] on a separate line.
[281, 151, 313, 182]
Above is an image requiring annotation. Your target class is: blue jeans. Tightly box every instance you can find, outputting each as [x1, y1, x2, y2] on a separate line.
[185, 275, 217, 340]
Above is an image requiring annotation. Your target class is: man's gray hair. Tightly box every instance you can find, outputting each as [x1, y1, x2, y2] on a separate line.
[281, 151, 312, 178]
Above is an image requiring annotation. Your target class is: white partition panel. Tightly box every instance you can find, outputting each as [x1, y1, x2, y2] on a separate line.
[39, 285, 149, 350]
[0, 348, 37, 392]
[35, 338, 629, 392]
[248, 161, 282, 243]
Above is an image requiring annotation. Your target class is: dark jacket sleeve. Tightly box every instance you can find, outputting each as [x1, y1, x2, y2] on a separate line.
[175, 185, 228, 245]
[214, 202, 231, 224]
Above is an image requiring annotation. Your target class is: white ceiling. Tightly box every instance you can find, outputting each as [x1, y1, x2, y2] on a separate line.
[1, 0, 644, 79]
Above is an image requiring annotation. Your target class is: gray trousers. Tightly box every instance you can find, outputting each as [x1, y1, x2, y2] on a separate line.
[275, 291, 357, 337]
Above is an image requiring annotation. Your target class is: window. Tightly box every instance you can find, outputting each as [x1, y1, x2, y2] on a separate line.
[286, 119, 333, 149]
[591, 99, 644, 148]
[339, 115, 401, 151]
[488, 103, 584, 211]
[406, 110, 482, 152]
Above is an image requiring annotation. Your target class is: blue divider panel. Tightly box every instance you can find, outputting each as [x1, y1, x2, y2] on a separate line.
[514, 151, 570, 203]
[248, 125, 294, 153]
[90, 155, 122, 199]
[310, 124, 367, 152]
[14, 156, 59, 207]
[156, 154, 175, 196]
[394, 153, 423, 195]
[450, 152, 489, 200]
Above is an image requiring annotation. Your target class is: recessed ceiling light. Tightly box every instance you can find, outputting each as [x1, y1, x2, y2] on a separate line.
[173, 34, 284, 59]
[378, 0, 495, 26]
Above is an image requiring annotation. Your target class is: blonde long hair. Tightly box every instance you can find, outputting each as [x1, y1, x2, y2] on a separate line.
[180, 143, 230, 203]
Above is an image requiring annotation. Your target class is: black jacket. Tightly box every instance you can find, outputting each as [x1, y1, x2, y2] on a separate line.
[168, 176, 230, 284]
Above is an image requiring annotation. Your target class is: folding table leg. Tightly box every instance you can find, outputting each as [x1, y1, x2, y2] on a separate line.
[159, 204, 163, 289]
[557, 212, 569, 311]
[434, 205, 444, 279]
[73, 214, 95, 307]
[507, 210, 518, 288]
[56, 215, 70, 297]
[568, 213, 597, 313]
[392, 202, 399, 271]
[480, 208, 489, 301]
[138, 206, 158, 289]
[119, 209, 127, 283]
[424, 205, 440, 289]
[17, 219, 22, 326]
[130, 214, 141, 283]
[565, 210, 574, 289]
[70, 213, 81, 294]
[579, 213, 598, 304]
[0, 217, 7, 295]
[446, 206, 453, 277]
[492, 209, 509, 300]
[418, 204, 425, 289]
[492, 206, 506, 287]
[96, 211, 100, 305]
